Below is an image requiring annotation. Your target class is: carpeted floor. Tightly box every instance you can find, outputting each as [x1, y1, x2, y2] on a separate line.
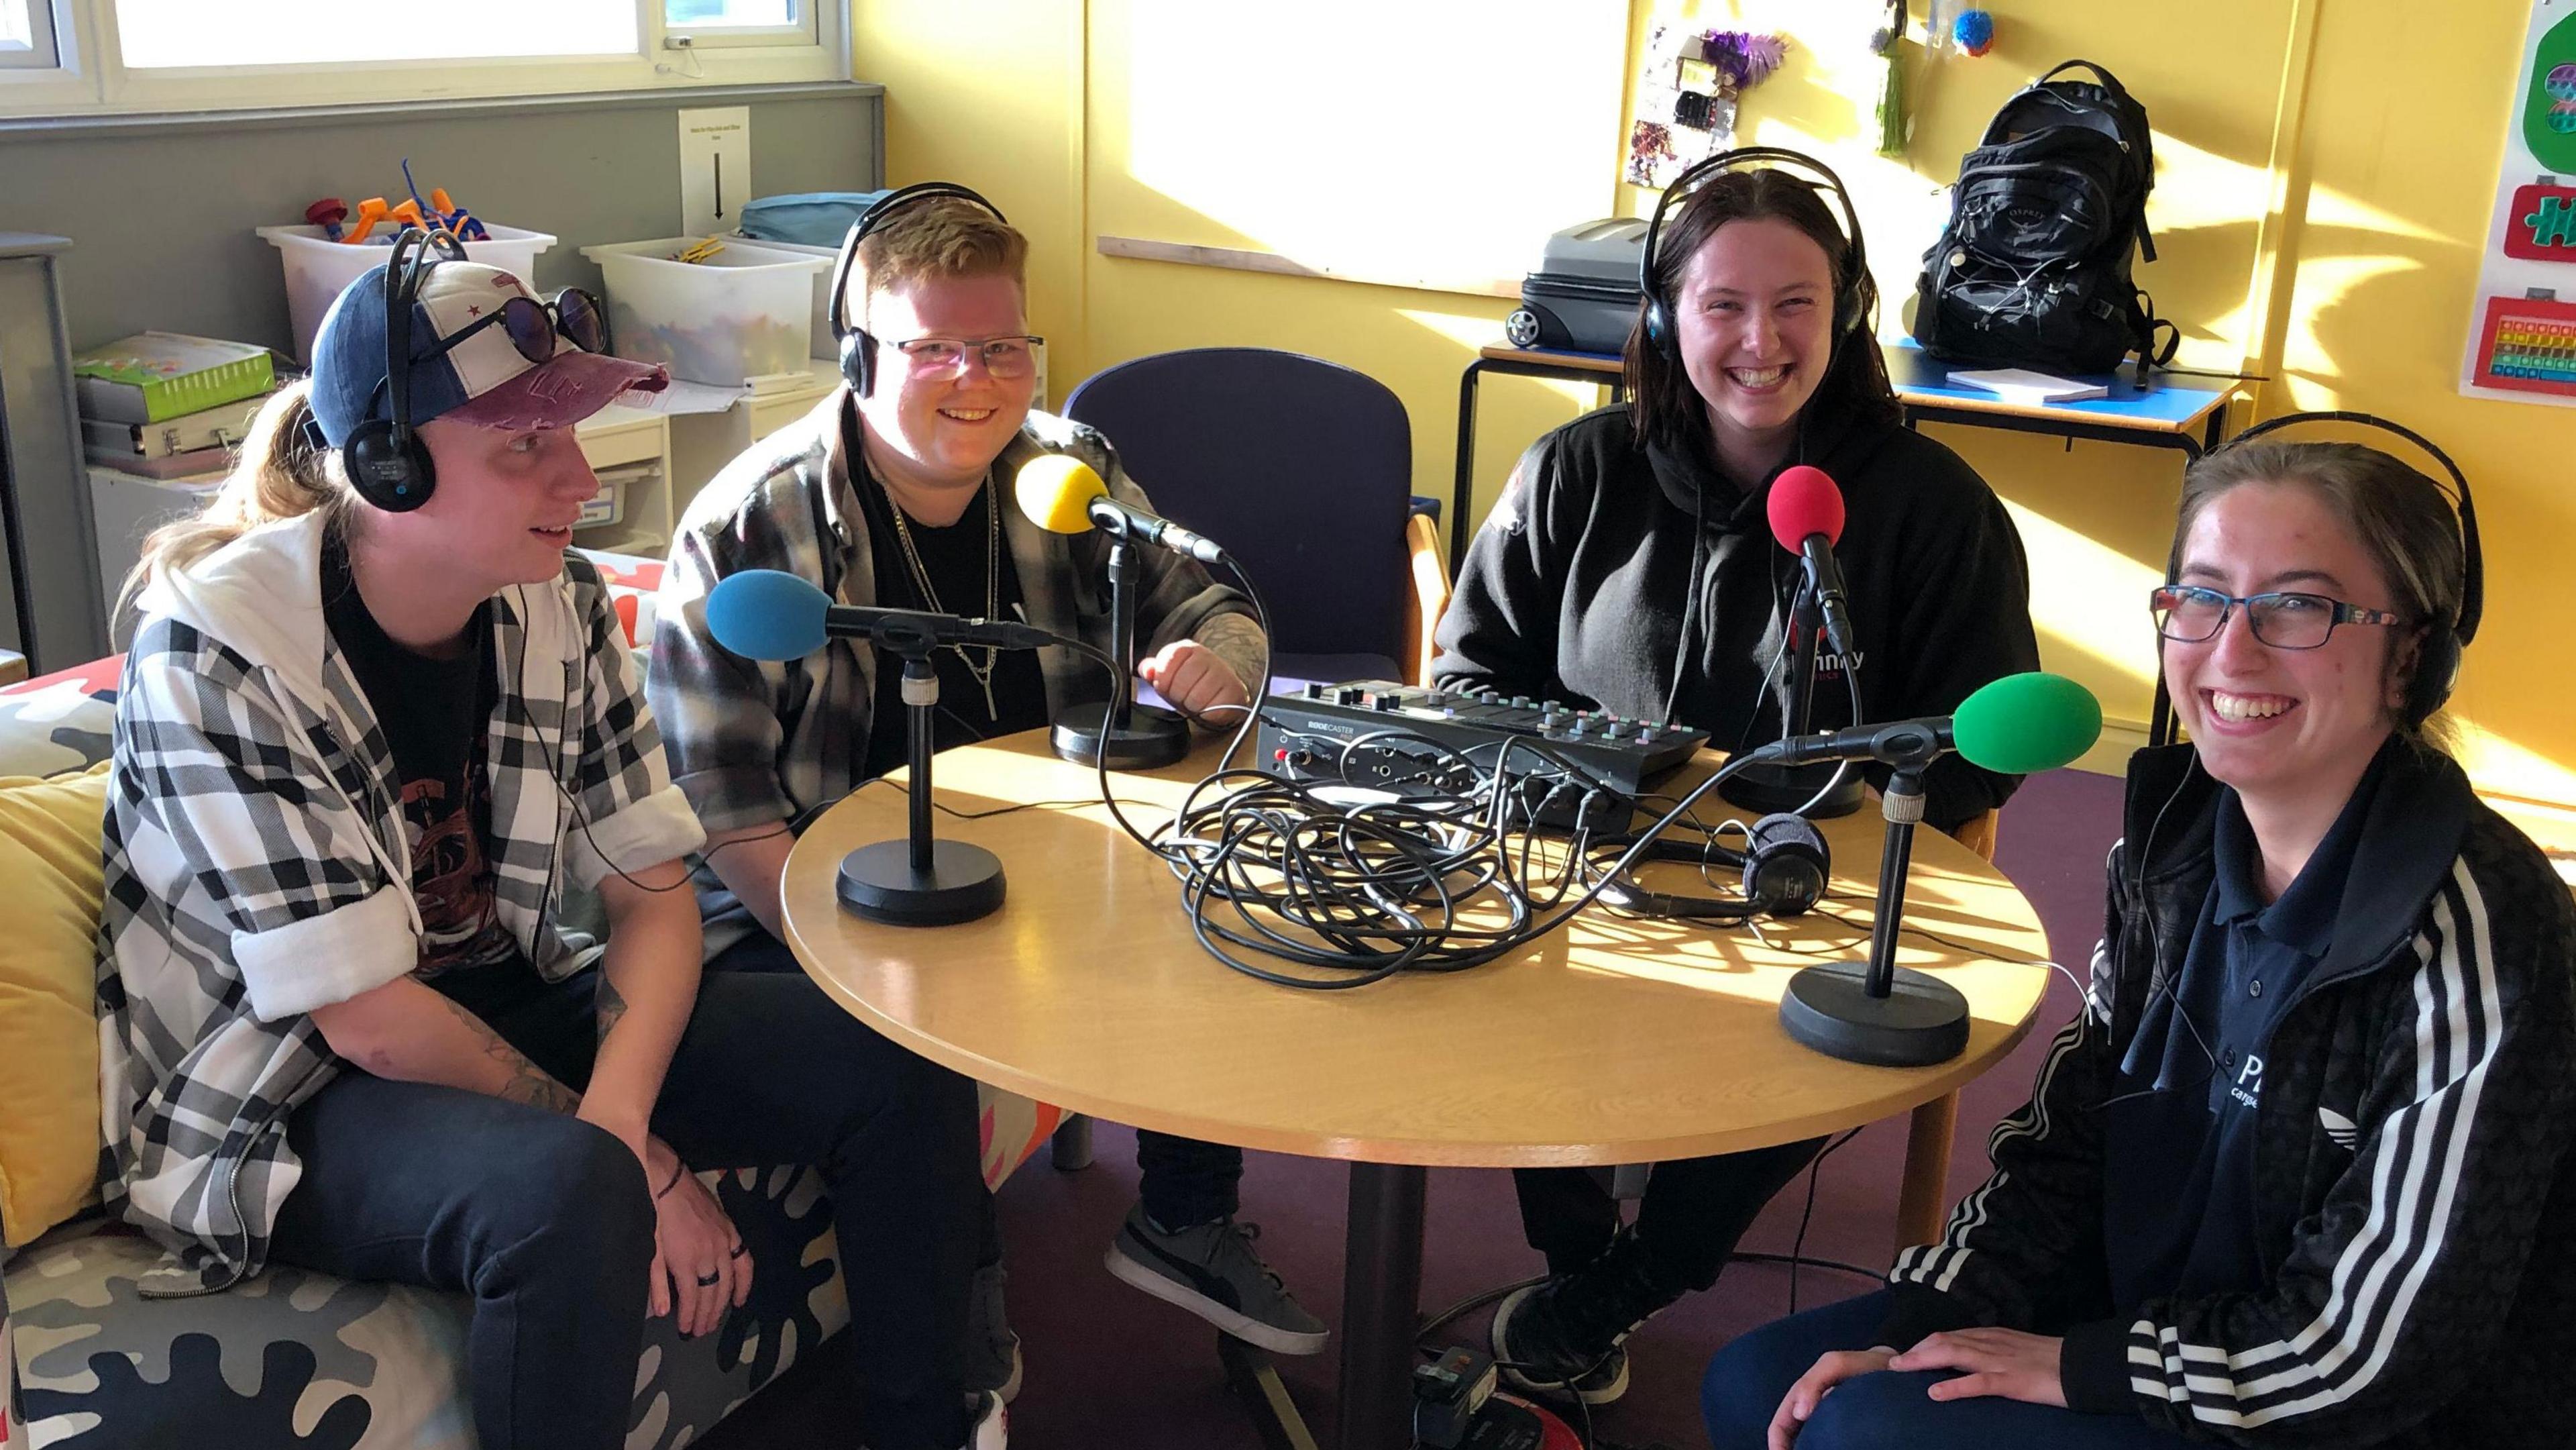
[700, 765, 2127, 1449]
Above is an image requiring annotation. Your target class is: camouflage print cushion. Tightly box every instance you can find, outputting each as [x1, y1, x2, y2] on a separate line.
[5, 1088, 1059, 1450]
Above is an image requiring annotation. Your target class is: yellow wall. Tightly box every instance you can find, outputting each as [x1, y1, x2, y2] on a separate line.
[854, 0, 2576, 810]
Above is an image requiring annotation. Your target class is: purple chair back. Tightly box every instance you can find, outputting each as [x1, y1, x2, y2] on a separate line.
[1065, 348, 1412, 672]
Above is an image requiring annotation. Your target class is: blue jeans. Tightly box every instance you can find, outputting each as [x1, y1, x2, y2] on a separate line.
[713, 930, 1246, 1227]
[1702, 1290, 2187, 1450]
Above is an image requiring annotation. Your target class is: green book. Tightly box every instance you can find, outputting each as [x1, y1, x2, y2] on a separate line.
[72, 331, 278, 425]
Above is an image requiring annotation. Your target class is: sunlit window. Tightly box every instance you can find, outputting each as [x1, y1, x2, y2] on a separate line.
[667, 0, 797, 26]
[1, 0, 59, 69]
[113, 0, 637, 68]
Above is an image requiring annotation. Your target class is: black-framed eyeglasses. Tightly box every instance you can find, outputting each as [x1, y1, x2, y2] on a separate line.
[425, 289, 610, 368]
[2149, 584, 2409, 650]
[873, 333, 1044, 380]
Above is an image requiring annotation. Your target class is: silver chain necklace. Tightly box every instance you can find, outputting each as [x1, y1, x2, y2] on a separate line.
[880, 473, 1002, 719]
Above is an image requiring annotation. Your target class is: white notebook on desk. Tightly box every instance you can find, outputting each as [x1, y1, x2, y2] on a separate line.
[1946, 368, 2110, 404]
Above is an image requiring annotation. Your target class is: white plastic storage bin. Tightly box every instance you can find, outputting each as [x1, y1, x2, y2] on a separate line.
[578, 238, 830, 386]
[724, 234, 841, 360]
[258, 223, 557, 364]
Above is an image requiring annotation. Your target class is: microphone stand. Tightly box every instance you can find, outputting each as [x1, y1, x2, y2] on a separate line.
[1721, 578, 1865, 818]
[1776, 764, 1972, 1066]
[837, 648, 1009, 926]
[1049, 530, 1189, 769]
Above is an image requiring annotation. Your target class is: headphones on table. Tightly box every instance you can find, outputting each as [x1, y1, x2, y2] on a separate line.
[339, 226, 470, 513]
[2179, 411, 2483, 727]
[1638, 146, 1874, 359]
[1592, 811, 1830, 922]
[826, 182, 1011, 397]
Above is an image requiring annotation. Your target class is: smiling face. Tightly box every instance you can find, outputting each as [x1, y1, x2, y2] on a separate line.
[2165, 480, 2412, 809]
[408, 417, 603, 590]
[851, 270, 1036, 505]
[1672, 216, 1836, 480]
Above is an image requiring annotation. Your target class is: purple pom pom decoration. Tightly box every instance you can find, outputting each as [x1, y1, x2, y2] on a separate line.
[1953, 9, 1996, 58]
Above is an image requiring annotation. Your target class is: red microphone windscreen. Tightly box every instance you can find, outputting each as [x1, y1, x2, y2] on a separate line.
[1767, 465, 1845, 550]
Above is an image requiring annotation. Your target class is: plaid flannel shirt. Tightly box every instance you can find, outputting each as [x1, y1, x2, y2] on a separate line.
[97, 512, 705, 1295]
[650, 395, 1263, 961]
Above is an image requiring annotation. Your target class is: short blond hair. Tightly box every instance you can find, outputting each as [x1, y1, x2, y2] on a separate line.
[851, 196, 1028, 326]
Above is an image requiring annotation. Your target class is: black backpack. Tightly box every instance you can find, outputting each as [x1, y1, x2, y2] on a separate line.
[1912, 60, 2174, 375]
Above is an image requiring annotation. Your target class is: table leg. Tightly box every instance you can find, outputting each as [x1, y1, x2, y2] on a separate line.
[1450, 362, 1487, 576]
[1221, 1333, 1326, 1450]
[1894, 1091, 1960, 1252]
[1336, 1161, 1428, 1450]
[1049, 1114, 1094, 1172]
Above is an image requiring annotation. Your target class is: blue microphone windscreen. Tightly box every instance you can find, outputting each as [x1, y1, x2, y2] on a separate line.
[704, 568, 832, 661]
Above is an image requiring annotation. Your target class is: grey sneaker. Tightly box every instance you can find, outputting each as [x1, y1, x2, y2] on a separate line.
[965, 1261, 1023, 1404]
[1103, 1204, 1328, 1355]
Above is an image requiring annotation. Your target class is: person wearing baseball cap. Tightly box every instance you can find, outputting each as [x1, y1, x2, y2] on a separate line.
[100, 229, 1005, 1450]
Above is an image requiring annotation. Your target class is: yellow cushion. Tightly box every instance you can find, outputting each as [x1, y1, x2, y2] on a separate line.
[0, 762, 109, 1245]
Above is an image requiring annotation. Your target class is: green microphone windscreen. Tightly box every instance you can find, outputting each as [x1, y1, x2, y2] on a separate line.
[1951, 671, 2103, 774]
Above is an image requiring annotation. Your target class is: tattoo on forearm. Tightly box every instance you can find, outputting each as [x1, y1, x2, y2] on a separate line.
[596, 975, 630, 1043]
[435, 993, 580, 1113]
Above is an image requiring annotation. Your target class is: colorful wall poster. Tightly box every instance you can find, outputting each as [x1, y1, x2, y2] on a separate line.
[2463, 0, 2576, 403]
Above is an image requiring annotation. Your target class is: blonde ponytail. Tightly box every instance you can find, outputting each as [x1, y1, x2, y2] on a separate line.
[119, 380, 354, 627]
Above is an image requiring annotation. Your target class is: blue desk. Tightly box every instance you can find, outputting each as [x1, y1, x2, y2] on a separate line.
[1449, 342, 2238, 743]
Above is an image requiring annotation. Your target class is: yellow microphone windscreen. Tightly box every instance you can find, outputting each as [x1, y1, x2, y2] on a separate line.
[1013, 453, 1109, 534]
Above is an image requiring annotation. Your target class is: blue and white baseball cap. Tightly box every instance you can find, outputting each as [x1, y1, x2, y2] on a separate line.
[309, 255, 666, 448]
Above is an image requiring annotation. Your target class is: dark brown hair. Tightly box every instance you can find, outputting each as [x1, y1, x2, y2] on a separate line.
[1623, 168, 1899, 453]
[2174, 440, 2468, 747]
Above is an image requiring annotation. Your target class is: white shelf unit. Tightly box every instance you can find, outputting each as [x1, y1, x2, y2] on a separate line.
[87, 408, 676, 632]
[570, 403, 675, 560]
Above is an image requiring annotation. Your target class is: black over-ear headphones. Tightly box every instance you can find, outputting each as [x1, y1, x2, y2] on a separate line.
[341, 226, 467, 513]
[1592, 811, 1830, 921]
[1639, 146, 1873, 360]
[828, 182, 1011, 398]
[2176, 411, 2481, 727]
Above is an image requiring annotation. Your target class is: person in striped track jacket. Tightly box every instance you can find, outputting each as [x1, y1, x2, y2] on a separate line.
[1702, 438, 2575, 1449]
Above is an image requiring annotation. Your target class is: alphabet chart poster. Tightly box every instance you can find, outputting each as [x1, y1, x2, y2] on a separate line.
[2464, 0, 2576, 404]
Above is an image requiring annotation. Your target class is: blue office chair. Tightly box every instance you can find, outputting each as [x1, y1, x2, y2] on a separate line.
[1064, 348, 1421, 685]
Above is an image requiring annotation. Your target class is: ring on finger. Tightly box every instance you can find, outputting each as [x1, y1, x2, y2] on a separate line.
[695, 1270, 721, 1287]
[729, 1242, 749, 1258]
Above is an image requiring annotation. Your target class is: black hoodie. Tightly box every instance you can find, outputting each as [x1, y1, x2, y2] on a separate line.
[1883, 740, 2576, 1447]
[1431, 403, 2041, 831]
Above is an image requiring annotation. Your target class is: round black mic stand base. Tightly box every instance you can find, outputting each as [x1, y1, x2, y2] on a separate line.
[1050, 701, 1190, 770]
[1719, 759, 1866, 819]
[837, 839, 1008, 927]
[1778, 962, 1970, 1067]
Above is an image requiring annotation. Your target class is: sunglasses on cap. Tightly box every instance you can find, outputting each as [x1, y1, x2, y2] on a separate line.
[422, 289, 611, 368]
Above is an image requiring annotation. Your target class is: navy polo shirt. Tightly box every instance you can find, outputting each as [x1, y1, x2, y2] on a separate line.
[2103, 747, 2387, 1308]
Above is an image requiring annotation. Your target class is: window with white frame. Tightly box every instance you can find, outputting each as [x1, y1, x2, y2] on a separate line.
[0, 0, 838, 114]
[1, 0, 60, 70]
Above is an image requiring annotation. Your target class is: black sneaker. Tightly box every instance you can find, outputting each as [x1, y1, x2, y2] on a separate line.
[1487, 1229, 1680, 1406]
[965, 1261, 1022, 1404]
[1104, 1204, 1328, 1355]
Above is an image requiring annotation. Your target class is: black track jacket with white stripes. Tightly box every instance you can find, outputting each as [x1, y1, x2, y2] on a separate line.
[1880, 740, 2576, 1446]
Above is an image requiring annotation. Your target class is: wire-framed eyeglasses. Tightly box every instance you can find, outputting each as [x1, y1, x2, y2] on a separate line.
[877, 333, 1044, 380]
[2149, 584, 2408, 650]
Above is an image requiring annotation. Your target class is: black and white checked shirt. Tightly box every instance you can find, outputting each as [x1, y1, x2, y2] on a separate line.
[98, 512, 705, 1294]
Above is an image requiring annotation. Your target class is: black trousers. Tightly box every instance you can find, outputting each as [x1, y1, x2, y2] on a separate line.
[1513, 1139, 1829, 1290]
[714, 930, 1246, 1228]
[268, 960, 985, 1450]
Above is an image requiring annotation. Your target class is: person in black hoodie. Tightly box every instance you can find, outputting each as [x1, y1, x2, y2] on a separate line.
[1703, 438, 2576, 1450]
[1437, 156, 2041, 1404]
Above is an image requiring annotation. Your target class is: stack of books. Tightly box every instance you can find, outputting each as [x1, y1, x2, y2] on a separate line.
[73, 332, 281, 482]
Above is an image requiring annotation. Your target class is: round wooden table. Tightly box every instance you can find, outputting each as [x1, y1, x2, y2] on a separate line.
[784, 731, 2050, 1450]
